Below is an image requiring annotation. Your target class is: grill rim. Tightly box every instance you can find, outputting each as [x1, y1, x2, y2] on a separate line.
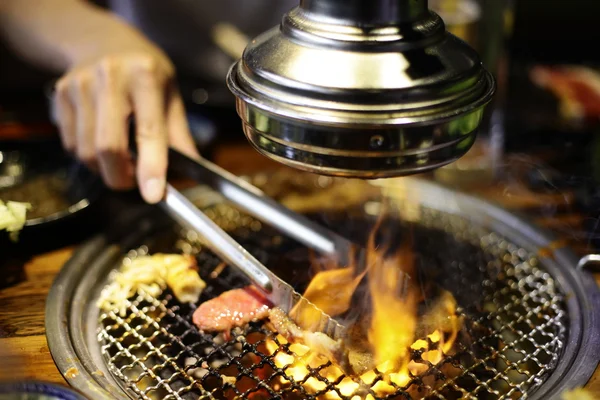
[45, 178, 600, 400]
[395, 179, 600, 399]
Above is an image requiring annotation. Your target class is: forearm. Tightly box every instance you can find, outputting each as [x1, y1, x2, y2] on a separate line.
[0, 0, 153, 72]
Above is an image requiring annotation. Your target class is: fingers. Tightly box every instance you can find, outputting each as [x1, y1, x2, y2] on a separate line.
[70, 71, 99, 171]
[167, 88, 200, 160]
[53, 53, 195, 204]
[95, 59, 135, 190]
[130, 57, 169, 204]
[54, 80, 76, 153]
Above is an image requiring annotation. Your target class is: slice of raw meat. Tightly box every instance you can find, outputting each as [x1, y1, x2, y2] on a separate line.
[193, 286, 271, 333]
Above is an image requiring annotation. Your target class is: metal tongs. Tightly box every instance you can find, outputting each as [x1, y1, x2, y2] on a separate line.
[162, 149, 354, 340]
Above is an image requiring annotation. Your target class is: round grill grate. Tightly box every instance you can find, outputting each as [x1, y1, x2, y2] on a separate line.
[97, 203, 569, 400]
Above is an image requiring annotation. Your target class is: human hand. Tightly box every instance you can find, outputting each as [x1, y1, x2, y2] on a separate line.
[53, 46, 199, 203]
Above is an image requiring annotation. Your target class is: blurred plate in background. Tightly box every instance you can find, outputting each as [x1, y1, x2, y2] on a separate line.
[0, 139, 103, 236]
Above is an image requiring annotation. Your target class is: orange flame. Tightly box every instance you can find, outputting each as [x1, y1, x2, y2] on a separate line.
[367, 229, 418, 373]
[292, 254, 367, 331]
[266, 217, 462, 398]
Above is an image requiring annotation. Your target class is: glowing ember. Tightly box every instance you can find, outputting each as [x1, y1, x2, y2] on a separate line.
[264, 327, 458, 399]
[263, 220, 463, 399]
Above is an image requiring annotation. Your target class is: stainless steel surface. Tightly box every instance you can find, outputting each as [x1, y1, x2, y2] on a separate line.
[162, 183, 345, 339]
[577, 254, 600, 271]
[46, 175, 599, 400]
[227, 0, 496, 177]
[163, 184, 272, 292]
[168, 149, 355, 263]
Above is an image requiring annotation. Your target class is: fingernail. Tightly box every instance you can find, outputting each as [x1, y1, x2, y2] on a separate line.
[143, 178, 165, 204]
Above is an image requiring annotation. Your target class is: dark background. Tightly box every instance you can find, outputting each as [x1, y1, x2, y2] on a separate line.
[1, 0, 599, 161]
[509, 0, 600, 64]
[3, 0, 600, 248]
[2, 0, 600, 95]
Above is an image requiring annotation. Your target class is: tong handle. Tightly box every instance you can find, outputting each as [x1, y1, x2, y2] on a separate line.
[163, 184, 273, 292]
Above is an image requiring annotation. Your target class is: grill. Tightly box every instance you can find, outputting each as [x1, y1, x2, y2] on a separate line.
[45, 175, 600, 400]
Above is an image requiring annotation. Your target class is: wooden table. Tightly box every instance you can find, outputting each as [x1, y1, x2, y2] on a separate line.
[0, 144, 599, 396]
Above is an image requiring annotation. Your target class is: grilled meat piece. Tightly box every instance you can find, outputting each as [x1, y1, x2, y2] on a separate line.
[98, 253, 205, 316]
[268, 307, 351, 372]
[193, 286, 271, 333]
[160, 254, 206, 304]
[294, 266, 367, 331]
[343, 322, 375, 375]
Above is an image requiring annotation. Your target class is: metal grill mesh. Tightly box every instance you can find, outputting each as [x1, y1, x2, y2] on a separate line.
[98, 203, 568, 400]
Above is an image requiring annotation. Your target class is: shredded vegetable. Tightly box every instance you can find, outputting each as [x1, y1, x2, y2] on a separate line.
[0, 200, 31, 241]
[98, 253, 206, 316]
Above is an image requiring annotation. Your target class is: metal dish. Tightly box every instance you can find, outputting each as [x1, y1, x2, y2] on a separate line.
[45, 174, 600, 400]
[0, 140, 103, 233]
